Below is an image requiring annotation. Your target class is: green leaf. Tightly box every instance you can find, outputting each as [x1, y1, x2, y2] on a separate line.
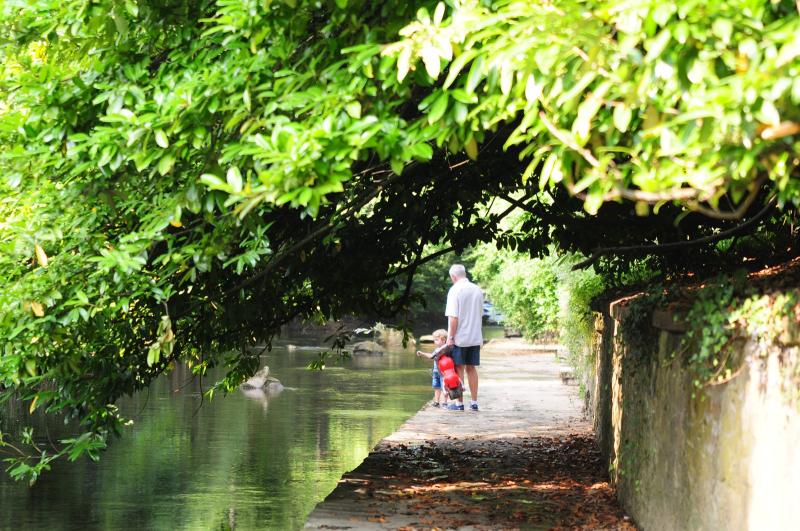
[147, 345, 160, 367]
[534, 45, 559, 74]
[572, 89, 608, 145]
[110, 8, 129, 37]
[409, 142, 433, 161]
[433, 2, 446, 25]
[29, 395, 39, 414]
[464, 137, 478, 160]
[397, 46, 412, 82]
[757, 100, 780, 127]
[613, 104, 632, 133]
[124, 0, 138, 17]
[417, 92, 439, 111]
[200, 173, 231, 192]
[243, 88, 251, 111]
[421, 46, 441, 79]
[525, 74, 542, 102]
[154, 129, 169, 149]
[443, 49, 478, 89]
[539, 152, 559, 189]
[226, 166, 243, 193]
[427, 92, 449, 123]
[98, 146, 113, 167]
[126, 128, 145, 147]
[25, 359, 37, 377]
[465, 55, 485, 94]
[297, 187, 312, 205]
[34, 244, 48, 268]
[157, 154, 176, 176]
[453, 102, 468, 124]
[584, 191, 603, 215]
[644, 29, 671, 63]
[345, 101, 362, 119]
[711, 18, 733, 45]
[6, 172, 22, 188]
[391, 158, 404, 175]
[521, 160, 536, 184]
[450, 89, 477, 104]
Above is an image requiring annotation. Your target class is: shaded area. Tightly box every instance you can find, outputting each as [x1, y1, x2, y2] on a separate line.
[313, 434, 634, 530]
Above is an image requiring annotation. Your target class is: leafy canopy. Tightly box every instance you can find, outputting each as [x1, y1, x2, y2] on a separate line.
[1, 0, 799, 481]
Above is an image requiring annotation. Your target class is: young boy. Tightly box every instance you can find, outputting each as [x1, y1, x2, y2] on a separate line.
[416, 329, 449, 407]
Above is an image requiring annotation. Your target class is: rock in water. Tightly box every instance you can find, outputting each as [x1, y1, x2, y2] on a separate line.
[351, 341, 385, 356]
[264, 376, 284, 393]
[375, 327, 416, 349]
[241, 366, 278, 389]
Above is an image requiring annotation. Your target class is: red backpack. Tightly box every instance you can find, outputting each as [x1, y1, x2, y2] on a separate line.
[435, 346, 463, 400]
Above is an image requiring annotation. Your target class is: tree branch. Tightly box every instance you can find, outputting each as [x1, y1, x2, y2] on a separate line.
[220, 184, 385, 296]
[171, 178, 390, 322]
[571, 196, 777, 270]
[685, 177, 766, 220]
[538, 111, 773, 214]
[384, 195, 526, 280]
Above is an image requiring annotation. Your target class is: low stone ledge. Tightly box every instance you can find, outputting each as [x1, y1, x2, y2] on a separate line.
[651, 308, 688, 333]
[607, 295, 688, 334]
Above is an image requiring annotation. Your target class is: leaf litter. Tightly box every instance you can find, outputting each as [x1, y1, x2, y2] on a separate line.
[342, 433, 637, 529]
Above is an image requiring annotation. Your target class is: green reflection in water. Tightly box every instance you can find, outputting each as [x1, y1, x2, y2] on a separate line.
[0, 341, 432, 530]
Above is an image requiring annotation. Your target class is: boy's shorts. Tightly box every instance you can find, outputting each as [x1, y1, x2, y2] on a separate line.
[431, 369, 443, 389]
[452, 345, 480, 366]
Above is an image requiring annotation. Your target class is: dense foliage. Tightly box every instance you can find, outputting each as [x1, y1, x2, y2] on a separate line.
[1, 0, 799, 480]
[404, 247, 475, 325]
[471, 244, 605, 392]
[472, 247, 560, 339]
[554, 259, 606, 390]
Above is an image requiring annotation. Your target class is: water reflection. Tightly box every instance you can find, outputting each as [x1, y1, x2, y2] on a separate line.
[239, 386, 283, 415]
[0, 338, 431, 530]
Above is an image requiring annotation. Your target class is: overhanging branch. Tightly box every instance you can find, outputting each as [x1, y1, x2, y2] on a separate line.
[384, 196, 526, 280]
[571, 196, 777, 271]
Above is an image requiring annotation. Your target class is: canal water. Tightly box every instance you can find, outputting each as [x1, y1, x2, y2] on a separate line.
[0, 337, 434, 530]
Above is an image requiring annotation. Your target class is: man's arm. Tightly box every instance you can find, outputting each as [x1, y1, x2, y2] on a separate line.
[447, 316, 458, 346]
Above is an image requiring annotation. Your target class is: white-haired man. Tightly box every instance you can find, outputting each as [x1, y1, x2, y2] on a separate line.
[444, 264, 483, 411]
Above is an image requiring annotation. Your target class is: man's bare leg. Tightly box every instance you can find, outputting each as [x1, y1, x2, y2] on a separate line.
[456, 365, 466, 386]
[465, 365, 479, 402]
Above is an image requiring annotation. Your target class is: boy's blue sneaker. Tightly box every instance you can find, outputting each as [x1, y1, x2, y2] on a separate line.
[470, 403, 479, 411]
[448, 403, 465, 411]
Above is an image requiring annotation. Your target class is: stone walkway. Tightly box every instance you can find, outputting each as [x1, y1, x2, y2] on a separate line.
[304, 339, 634, 530]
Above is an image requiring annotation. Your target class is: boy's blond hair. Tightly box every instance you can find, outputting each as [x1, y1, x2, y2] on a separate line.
[432, 329, 448, 339]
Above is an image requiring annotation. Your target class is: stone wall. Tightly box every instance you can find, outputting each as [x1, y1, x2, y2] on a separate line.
[589, 297, 800, 531]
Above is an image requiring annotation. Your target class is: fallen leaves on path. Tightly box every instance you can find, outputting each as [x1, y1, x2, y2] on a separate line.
[347, 433, 636, 530]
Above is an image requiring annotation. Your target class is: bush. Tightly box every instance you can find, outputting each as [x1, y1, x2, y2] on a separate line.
[554, 259, 606, 390]
[472, 247, 560, 340]
[472, 245, 606, 392]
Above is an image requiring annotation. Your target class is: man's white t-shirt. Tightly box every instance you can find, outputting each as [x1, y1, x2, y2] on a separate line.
[445, 278, 484, 347]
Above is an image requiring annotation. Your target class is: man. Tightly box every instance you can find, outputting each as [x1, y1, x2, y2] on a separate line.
[444, 264, 483, 411]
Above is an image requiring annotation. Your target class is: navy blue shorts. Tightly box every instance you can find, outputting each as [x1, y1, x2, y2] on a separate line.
[452, 345, 480, 366]
[432, 370, 443, 389]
